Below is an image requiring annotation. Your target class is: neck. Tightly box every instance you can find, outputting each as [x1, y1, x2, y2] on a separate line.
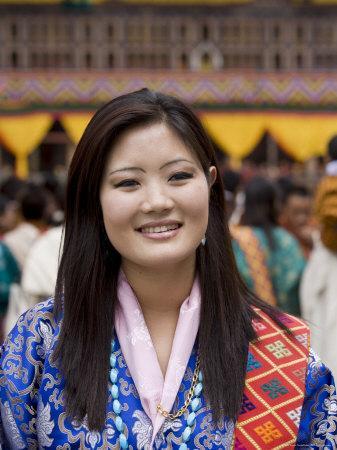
[122, 258, 196, 315]
[121, 258, 196, 375]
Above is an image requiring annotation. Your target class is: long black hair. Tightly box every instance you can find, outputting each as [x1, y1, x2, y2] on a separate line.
[54, 89, 283, 430]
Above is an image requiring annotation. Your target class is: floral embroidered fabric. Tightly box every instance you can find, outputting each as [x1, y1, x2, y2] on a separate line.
[0, 299, 336, 449]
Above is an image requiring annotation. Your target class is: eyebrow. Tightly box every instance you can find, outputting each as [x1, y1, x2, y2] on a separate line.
[108, 158, 194, 175]
[109, 166, 145, 175]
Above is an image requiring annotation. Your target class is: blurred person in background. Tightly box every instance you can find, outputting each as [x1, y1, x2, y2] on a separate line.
[326, 134, 337, 176]
[301, 171, 337, 377]
[278, 181, 315, 259]
[0, 176, 27, 238]
[231, 176, 305, 316]
[3, 183, 49, 268]
[0, 175, 27, 204]
[34, 172, 65, 226]
[222, 168, 241, 223]
[0, 241, 20, 342]
[0, 194, 19, 237]
[21, 225, 63, 304]
[3, 174, 65, 335]
[4, 225, 63, 336]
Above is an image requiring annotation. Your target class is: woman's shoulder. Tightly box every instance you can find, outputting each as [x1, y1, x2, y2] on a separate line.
[251, 308, 309, 357]
[6, 296, 56, 333]
[253, 307, 308, 335]
[0, 299, 60, 448]
[2, 297, 59, 366]
[250, 308, 309, 367]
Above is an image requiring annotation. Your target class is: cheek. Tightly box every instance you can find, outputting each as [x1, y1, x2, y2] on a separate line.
[180, 182, 210, 221]
[100, 192, 135, 231]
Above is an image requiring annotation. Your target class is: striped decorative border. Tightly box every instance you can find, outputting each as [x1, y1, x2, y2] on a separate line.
[3, 71, 337, 111]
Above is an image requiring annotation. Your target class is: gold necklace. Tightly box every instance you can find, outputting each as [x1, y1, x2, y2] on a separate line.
[156, 356, 201, 420]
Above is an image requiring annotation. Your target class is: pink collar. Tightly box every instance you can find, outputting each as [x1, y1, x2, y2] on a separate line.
[115, 271, 201, 440]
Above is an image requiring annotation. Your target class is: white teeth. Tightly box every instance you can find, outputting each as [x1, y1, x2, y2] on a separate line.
[141, 224, 179, 233]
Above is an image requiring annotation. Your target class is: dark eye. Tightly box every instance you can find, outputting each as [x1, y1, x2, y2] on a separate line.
[114, 179, 139, 188]
[169, 172, 194, 181]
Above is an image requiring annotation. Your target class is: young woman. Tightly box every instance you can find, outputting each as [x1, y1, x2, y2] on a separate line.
[0, 89, 335, 449]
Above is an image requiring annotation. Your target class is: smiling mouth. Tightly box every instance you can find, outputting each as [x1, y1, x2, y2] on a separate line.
[137, 224, 182, 234]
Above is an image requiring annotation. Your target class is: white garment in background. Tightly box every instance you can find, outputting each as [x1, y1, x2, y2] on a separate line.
[4, 226, 63, 336]
[3, 222, 40, 268]
[326, 160, 337, 176]
[22, 226, 63, 301]
[300, 241, 337, 377]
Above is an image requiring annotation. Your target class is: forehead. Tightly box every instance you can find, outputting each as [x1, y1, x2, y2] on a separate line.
[105, 122, 199, 167]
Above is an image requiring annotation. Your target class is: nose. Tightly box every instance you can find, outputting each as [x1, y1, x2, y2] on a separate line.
[140, 183, 174, 214]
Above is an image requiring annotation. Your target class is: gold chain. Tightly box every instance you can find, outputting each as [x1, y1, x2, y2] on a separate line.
[156, 356, 200, 420]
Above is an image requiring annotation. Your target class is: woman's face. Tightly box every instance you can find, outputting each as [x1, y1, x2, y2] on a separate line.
[100, 122, 216, 271]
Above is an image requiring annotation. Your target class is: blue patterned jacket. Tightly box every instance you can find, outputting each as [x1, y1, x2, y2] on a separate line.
[0, 300, 336, 449]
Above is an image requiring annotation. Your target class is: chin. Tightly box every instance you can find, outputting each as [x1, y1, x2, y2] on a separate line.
[135, 251, 195, 270]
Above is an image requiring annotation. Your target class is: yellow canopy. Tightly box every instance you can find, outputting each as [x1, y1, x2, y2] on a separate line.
[201, 112, 337, 162]
[60, 113, 93, 145]
[267, 114, 337, 161]
[0, 114, 53, 178]
[201, 113, 266, 160]
[2, 111, 337, 178]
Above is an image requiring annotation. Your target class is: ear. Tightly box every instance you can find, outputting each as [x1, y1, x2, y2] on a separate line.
[208, 166, 217, 187]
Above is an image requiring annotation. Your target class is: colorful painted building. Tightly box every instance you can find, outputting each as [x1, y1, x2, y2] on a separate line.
[2, 0, 337, 176]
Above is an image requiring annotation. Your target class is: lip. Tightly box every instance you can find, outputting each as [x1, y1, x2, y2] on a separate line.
[136, 220, 182, 230]
[138, 227, 181, 241]
[136, 220, 182, 241]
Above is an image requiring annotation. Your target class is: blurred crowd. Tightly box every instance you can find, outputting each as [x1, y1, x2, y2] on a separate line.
[0, 173, 64, 341]
[0, 135, 336, 376]
[224, 135, 337, 376]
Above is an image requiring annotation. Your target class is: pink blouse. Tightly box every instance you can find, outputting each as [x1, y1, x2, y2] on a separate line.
[115, 271, 201, 441]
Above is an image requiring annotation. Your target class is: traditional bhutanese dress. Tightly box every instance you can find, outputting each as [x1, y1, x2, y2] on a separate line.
[231, 226, 306, 316]
[0, 274, 336, 449]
